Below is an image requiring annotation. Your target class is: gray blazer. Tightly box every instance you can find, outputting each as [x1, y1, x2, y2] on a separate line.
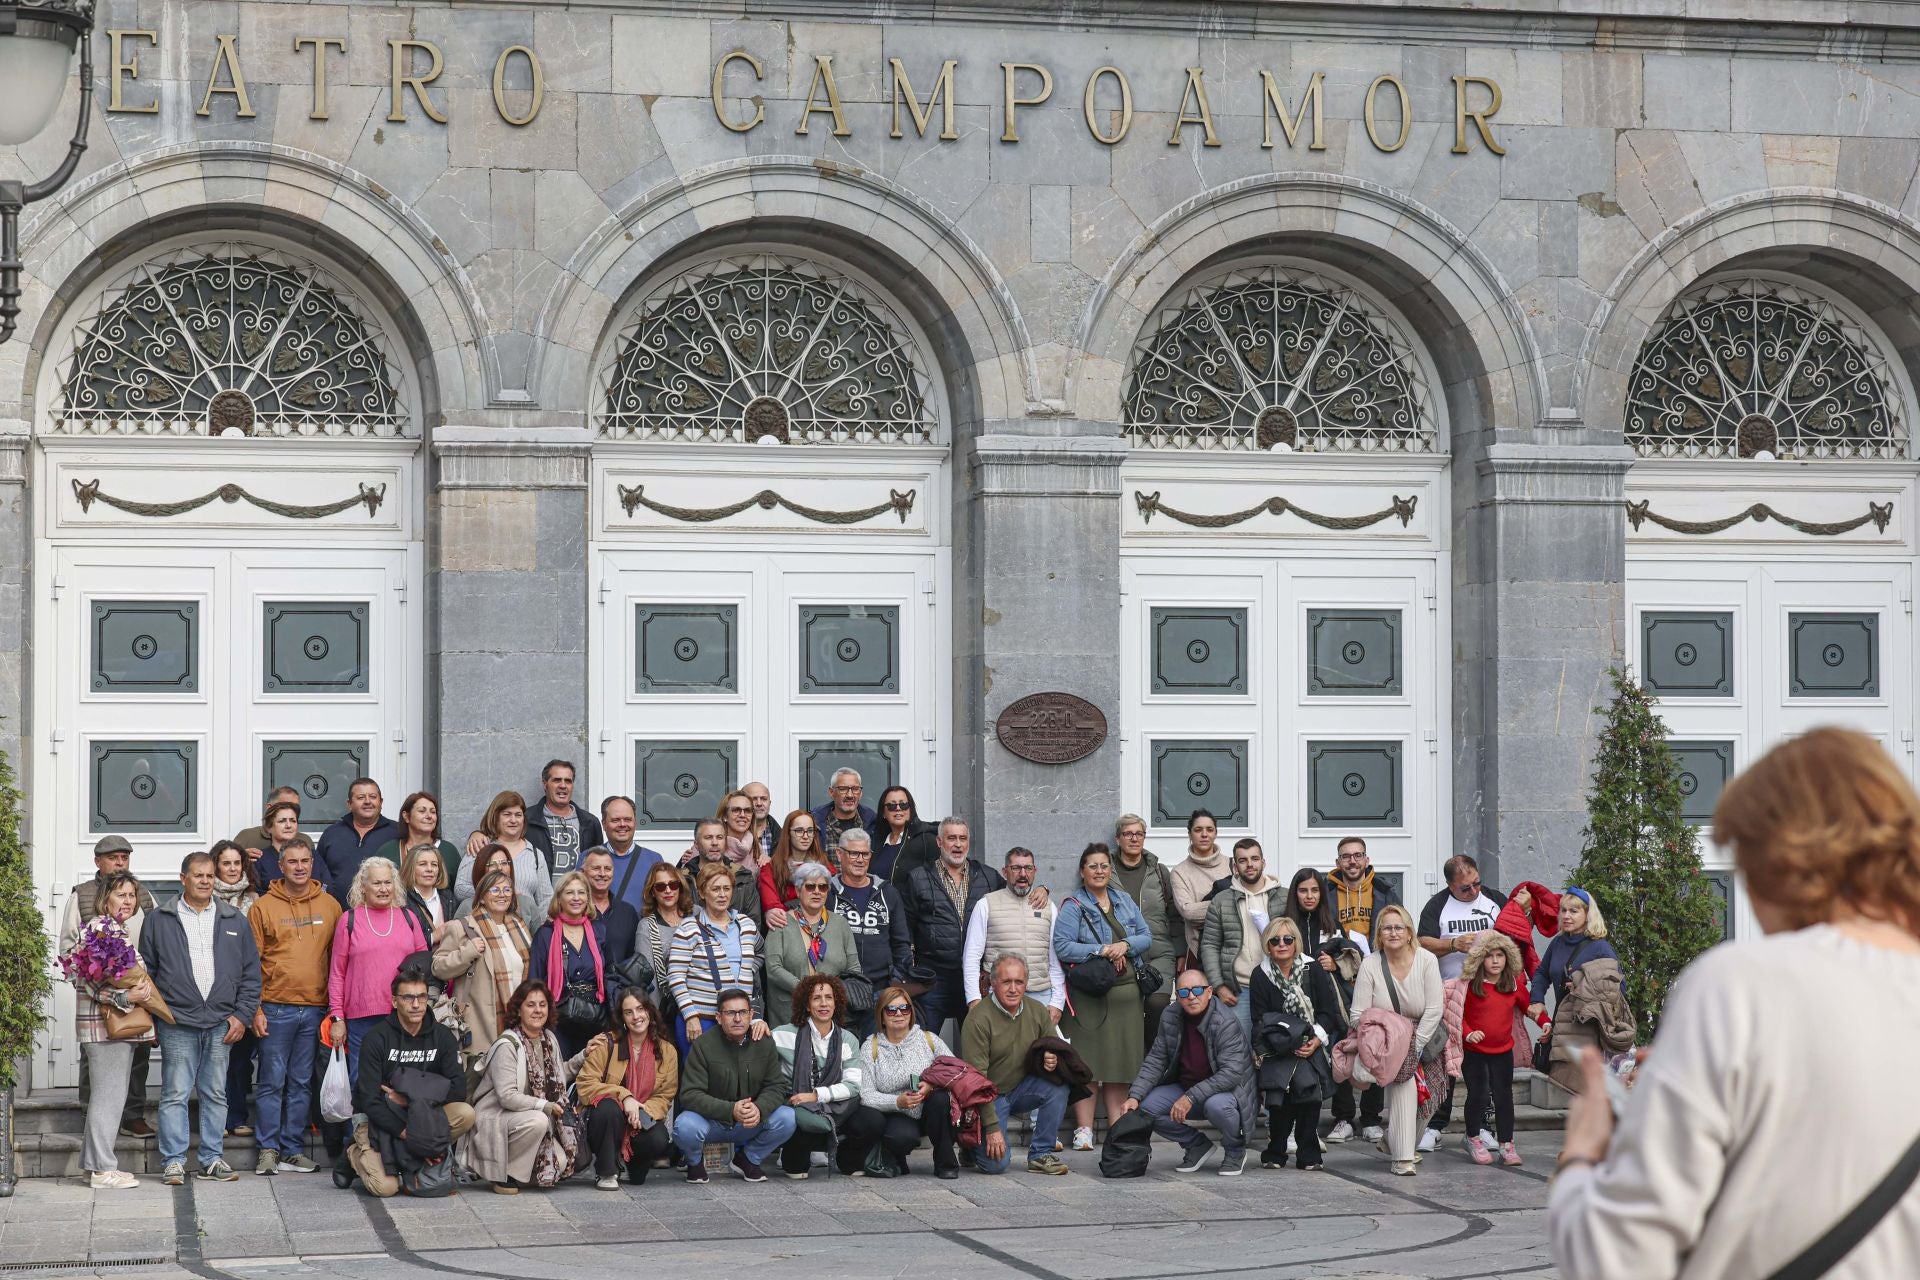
[1128, 998, 1258, 1150]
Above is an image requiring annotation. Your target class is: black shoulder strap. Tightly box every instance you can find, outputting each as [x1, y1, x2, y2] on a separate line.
[613, 850, 643, 904]
[1768, 1132, 1920, 1280]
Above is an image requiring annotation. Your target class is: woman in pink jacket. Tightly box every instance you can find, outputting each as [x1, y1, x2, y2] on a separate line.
[329, 858, 428, 1081]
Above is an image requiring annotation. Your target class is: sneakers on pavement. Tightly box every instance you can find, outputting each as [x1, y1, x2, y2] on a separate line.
[1326, 1120, 1355, 1144]
[161, 1162, 186, 1187]
[278, 1153, 317, 1173]
[731, 1151, 768, 1183]
[1417, 1127, 1441, 1153]
[596, 1175, 621, 1190]
[1467, 1137, 1493, 1165]
[1070, 1126, 1094, 1151]
[255, 1151, 279, 1176]
[1390, 1160, 1417, 1177]
[196, 1160, 239, 1182]
[1026, 1155, 1069, 1176]
[90, 1170, 139, 1190]
[685, 1162, 710, 1184]
[1218, 1150, 1248, 1177]
[1360, 1124, 1385, 1143]
[1501, 1142, 1524, 1167]
[1175, 1140, 1216, 1173]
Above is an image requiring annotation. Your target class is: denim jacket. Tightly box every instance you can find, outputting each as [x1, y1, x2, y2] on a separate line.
[1051, 886, 1152, 965]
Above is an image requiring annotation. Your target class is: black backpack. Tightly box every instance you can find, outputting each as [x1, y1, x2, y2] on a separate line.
[1100, 1108, 1157, 1178]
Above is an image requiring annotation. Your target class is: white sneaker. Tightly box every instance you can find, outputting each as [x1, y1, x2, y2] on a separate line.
[1071, 1126, 1094, 1151]
[1360, 1125, 1385, 1143]
[90, 1170, 139, 1190]
[1417, 1128, 1441, 1153]
[1287, 1133, 1297, 1154]
[1326, 1121, 1355, 1144]
[1479, 1128, 1498, 1150]
[595, 1175, 620, 1191]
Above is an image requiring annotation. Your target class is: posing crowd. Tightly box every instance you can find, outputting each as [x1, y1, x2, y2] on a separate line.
[62, 762, 1632, 1195]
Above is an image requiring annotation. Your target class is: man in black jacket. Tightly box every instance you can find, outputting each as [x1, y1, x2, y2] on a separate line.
[524, 759, 604, 880]
[341, 964, 472, 1196]
[140, 852, 262, 1185]
[899, 818, 1005, 1038]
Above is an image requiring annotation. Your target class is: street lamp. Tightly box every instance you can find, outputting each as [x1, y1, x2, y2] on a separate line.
[0, 0, 94, 346]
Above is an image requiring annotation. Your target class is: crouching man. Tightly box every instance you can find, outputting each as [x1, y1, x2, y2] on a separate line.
[342, 964, 473, 1196]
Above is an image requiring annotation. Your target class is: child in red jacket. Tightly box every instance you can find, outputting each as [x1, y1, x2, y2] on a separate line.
[1458, 932, 1534, 1167]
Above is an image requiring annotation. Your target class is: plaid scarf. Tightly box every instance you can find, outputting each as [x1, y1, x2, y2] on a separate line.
[470, 911, 531, 1031]
[1265, 954, 1315, 1022]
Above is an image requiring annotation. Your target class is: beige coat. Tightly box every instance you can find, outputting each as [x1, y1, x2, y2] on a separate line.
[430, 913, 531, 1059]
[464, 1027, 569, 1184]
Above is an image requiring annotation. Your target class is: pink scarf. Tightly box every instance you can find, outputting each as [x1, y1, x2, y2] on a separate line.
[548, 914, 605, 1002]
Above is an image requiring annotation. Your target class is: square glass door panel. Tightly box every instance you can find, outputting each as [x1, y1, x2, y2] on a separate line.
[1306, 609, 1402, 696]
[798, 605, 899, 694]
[634, 741, 737, 830]
[91, 740, 197, 833]
[1641, 612, 1733, 697]
[1150, 740, 1248, 826]
[264, 602, 370, 693]
[91, 600, 199, 693]
[1307, 740, 1403, 827]
[636, 604, 738, 694]
[1150, 607, 1248, 694]
[1788, 612, 1879, 697]
[263, 740, 370, 832]
[799, 740, 899, 813]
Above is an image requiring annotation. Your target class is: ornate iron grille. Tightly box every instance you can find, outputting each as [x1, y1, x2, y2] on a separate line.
[1124, 265, 1437, 453]
[54, 247, 407, 437]
[1626, 278, 1907, 460]
[597, 254, 936, 444]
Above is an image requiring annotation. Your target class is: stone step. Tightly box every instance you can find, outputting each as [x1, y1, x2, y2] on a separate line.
[12, 1129, 333, 1180]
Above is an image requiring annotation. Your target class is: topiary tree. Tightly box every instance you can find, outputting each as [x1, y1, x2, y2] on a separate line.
[0, 732, 49, 1192]
[1571, 667, 1722, 1043]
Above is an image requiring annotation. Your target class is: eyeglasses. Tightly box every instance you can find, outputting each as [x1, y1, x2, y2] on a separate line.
[800, 882, 828, 893]
[790, 825, 816, 835]
[882, 1003, 911, 1016]
[833, 784, 861, 794]
[1268, 937, 1297, 948]
[717, 1008, 751, 1020]
[883, 801, 912, 812]
[1174, 986, 1207, 999]
[840, 847, 871, 858]
[726, 806, 751, 816]
[1379, 924, 1409, 934]
[394, 992, 429, 1004]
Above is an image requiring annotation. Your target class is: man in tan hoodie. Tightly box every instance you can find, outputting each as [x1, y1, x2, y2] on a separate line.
[1166, 809, 1228, 958]
[246, 837, 342, 1174]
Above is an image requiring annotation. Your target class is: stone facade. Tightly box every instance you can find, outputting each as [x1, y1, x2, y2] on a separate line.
[6, 0, 1920, 903]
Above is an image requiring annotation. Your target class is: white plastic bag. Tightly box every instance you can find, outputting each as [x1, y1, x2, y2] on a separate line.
[320, 1041, 354, 1124]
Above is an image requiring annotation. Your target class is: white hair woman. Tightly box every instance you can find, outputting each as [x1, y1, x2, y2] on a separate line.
[328, 855, 430, 1080]
[764, 860, 867, 1016]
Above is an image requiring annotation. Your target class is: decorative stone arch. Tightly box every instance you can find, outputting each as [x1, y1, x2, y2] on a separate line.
[1071, 172, 1550, 442]
[1582, 189, 1920, 439]
[533, 156, 1038, 436]
[6, 142, 497, 428]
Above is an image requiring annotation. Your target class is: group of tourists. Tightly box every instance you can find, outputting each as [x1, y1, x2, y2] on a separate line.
[63, 761, 1628, 1197]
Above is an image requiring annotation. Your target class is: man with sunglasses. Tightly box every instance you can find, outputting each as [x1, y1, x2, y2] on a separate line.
[1121, 967, 1257, 1176]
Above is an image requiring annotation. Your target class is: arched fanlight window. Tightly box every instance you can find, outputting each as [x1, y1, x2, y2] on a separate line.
[1125, 263, 1439, 453]
[596, 253, 937, 444]
[53, 245, 408, 437]
[1626, 277, 1907, 460]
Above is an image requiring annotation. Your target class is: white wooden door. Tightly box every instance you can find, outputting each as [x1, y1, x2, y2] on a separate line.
[1629, 558, 1914, 940]
[595, 548, 948, 843]
[35, 543, 417, 1083]
[1120, 553, 1445, 902]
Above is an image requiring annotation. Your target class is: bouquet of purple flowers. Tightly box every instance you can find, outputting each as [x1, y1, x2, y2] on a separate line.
[60, 916, 140, 987]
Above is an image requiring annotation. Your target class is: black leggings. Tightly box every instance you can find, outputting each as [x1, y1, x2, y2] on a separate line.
[1265, 1100, 1322, 1168]
[1462, 1050, 1516, 1144]
[585, 1097, 673, 1181]
[840, 1092, 958, 1174]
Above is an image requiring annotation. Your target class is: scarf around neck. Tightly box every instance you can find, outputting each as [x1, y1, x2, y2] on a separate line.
[211, 879, 251, 909]
[1266, 953, 1314, 1021]
[549, 913, 605, 1002]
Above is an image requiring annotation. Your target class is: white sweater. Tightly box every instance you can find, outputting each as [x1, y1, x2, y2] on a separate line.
[1550, 925, 1920, 1279]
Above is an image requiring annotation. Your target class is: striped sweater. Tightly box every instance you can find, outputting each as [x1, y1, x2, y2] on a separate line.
[665, 910, 763, 1023]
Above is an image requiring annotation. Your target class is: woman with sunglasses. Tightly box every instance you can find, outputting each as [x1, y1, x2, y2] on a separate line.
[867, 786, 937, 884]
[846, 984, 959, 1178]
[765, 861, 867, 1017]
[759, 809, 821, 931]
[636, 863, 693, 1047]
[1250, 918, 1347, 1170]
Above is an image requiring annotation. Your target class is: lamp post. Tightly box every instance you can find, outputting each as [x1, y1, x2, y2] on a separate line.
[0, 0, 94, 347]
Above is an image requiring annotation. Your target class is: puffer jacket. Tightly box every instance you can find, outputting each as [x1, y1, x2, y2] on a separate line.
[1331, 1006, 1413, 1087]
[1445, 931, 1535, 1070]
[919, 1054, 997, 1149]
[1199, 879, 1289, 992]
[1547, 955, 1637, 1092]
[1130, 999, 1258, 1150]
[900, 859, 1004, 973]
[1496, 880, 1560, 980]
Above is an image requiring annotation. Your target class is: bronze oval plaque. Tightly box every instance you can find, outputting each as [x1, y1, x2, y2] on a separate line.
[995, 692, 1109, 765]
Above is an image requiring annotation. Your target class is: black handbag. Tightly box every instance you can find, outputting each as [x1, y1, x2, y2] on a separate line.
[558, 981, 604, 1032]
[1765, 1130, 1920, 1280]
[841, 973, 875, 1012]
[1134, 961, 1165, 998]
[1064, 899, 1123, 996]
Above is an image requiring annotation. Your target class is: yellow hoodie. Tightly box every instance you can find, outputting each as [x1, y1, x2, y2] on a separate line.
[248, 878, 344, 1007]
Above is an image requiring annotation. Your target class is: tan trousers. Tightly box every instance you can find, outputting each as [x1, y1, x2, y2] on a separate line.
[348, 1103, 476, 1197]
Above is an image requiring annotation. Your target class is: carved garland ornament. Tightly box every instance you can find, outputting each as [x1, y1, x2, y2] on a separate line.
[55, 246, 408, 437]
[598, 254, 936, 444]
[1134, 490, 1418, 530]
[1624, 499, 1893, 537]
[618, 484, 917, 526]
[1626, 278, 1907, 460]
[1125, 264, 1438, 453]
[72, 478, 388, 520]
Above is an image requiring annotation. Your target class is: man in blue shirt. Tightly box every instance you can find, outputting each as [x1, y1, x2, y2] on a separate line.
[593, 795, 662, 916]
[316, 778, 399, 903]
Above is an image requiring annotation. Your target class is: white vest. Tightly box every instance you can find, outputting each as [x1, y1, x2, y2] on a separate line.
[980, 889, 1054, 990]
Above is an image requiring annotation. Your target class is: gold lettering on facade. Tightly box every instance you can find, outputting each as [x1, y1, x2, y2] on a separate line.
[1452, 75, 1505, 155]
[294, 36, 346, 121]
[1261, 70, 1325, 151]
[107, 30, 158, 114]
[492, 44, 543, 126]
[1363, 73, 1410, 152]
[197, 34, 256, 119]
[1168, 67, 1220, 147]
[795, 54, 850, 137]
[388, 39, 448, 124]
[1000, 62, 1053, 143]
[889, 58, 957, 140]
[1082, 65, 1133, 145]
[711, 50, 765, 133]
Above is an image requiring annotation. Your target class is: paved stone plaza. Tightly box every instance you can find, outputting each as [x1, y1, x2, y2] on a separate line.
[0, 1131, 1558, 1280]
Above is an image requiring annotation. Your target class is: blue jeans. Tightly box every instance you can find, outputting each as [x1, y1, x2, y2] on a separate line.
[155, 1022, 233, 1169]
[1140, 1081, 1246, 1156]
[255, 1004, 323, 1157]
[345, 1014, 384, 1083]
[1224, 992, 1253, 1042]
[976, 1075, 1069, 1173]
[671, 1106, 797, 1167]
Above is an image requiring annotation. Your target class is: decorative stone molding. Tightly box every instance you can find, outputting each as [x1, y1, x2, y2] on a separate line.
[433, 436, 592, 490]
[71, 477, 386, 520]
[1134, 490, 1418, 531]
[968, 433, 1127, 499]
[1625, 499, 1894, 537]
[616, 484, 916, 526]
